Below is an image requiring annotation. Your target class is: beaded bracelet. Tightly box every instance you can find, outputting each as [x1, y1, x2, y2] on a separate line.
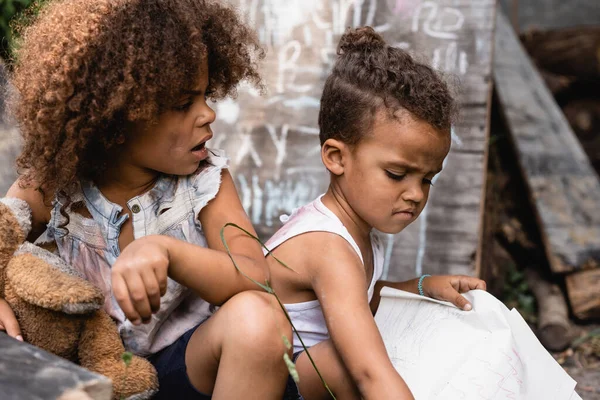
[418, 274, 431, 297]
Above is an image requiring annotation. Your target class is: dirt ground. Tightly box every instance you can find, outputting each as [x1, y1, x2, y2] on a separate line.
[570, 366, 600, 399]
[554, 325, 600, 398]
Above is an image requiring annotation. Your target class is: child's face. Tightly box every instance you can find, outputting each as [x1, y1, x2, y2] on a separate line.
[339, 112, 450, 234]
[123, 59, 215, 176]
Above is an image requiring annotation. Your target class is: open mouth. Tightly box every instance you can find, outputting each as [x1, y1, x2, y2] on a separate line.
[191, 142, 206, 152]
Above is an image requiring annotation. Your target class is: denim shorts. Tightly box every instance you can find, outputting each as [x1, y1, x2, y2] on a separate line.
[148, 324, 304, 400]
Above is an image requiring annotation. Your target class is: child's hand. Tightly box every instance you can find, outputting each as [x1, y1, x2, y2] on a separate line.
[422, 275, 486, 311]
[0, 298, 23, 341]
[111, 236, 170, 325]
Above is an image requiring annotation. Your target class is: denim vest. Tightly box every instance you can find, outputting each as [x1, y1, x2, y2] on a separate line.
[38, 149, 227, 356]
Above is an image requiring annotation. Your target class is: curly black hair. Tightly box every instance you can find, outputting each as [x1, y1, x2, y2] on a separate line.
[9, 0, 264, 198]
[318, 26, 458, 146]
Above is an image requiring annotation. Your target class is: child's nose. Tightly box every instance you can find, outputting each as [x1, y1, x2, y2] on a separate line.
[402, 182, 425, 204]
[197, 103, 216, 126]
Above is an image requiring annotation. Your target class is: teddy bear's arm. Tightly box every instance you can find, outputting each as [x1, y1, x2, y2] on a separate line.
[7, 251, 105, 314]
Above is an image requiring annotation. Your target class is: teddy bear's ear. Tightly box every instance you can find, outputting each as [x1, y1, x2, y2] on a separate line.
[7, 243, 104, 314]
[0, 198, 32, 237]
[0, 198, 32, 272]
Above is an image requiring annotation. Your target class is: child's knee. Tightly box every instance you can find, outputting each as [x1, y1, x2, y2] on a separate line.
[223, 291, 292, 352]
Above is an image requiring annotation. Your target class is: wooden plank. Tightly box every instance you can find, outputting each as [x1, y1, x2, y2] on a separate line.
[215, 0, 497, 281]
[499, 0, 600, 31]
[0, 333, 112, 400]
[520, 27, 600, 81]
[565, 269, 600, 320]
[493, 11, 600, 274]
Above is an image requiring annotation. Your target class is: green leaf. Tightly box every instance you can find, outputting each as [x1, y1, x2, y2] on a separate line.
[284, 353, 300, 384]
[121, 351, 133, 367]
[282, 335, 292, 351]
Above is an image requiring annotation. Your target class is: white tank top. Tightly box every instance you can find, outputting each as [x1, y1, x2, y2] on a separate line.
[264, 195, 385, 353]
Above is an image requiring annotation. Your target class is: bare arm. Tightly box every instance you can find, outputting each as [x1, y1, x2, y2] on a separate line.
[370, 279, 418, 315]
[306, 233, 415, 400]
[111, 169, 270, 324]
[370, 276, 487, 314]
[167, 169, 269, 300]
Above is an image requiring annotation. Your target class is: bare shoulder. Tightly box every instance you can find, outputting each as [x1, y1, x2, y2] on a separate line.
[274, 231, 362, 277]
[267, 230, 364, 301]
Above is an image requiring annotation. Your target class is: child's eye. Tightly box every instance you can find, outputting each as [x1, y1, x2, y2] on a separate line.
[173, 100, 193, 112]
[385, 170, 405, 181]
[423, 178, 434, 186]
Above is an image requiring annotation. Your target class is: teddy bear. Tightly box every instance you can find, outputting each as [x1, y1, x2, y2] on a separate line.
[0, 197, 158, 399]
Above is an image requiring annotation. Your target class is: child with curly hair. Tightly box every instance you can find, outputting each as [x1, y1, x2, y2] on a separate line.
[1, 0, 295, 398]
[264, 27, 487, 400]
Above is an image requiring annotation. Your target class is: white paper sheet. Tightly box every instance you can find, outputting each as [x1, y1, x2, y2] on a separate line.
[374, 288, 578, 399]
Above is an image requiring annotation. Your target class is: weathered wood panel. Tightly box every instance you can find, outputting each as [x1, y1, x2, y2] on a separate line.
[0, 333, 112, 400]
[494, 11, 600, 275]
[214, 0, 497, 281]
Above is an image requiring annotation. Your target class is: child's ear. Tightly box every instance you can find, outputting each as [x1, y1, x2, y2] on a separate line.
[321, 139, 348, 176]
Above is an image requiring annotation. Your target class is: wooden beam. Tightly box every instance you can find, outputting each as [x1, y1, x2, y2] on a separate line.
[493, 11, 600, 275]
[565, 269, 600, 320]
[0, 333, 112, 400]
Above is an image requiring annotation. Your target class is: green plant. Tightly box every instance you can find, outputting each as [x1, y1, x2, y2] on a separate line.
[501, 262, 537, 323]
[1, 0, 30, 60]
[0, 0, 47, 62]
[120, 351, 133, 400]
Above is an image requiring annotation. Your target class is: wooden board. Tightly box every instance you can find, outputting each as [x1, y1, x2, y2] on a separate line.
[565, 269, 600, 320]
[493, 11, 600, 274]
[0, 332, 112, 400]
[213, 0, 497, 281]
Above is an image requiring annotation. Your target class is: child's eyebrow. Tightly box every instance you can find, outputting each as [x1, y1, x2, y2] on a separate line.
[182, 89, 204, 96]
[388, 161, 443, 175]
